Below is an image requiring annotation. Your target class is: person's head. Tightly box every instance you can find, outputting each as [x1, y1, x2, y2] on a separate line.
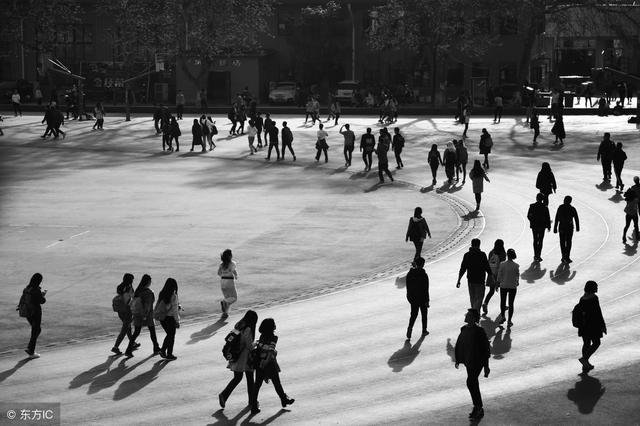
[472, 159, 483, 172]
[414, 257, 425, 268]
[178, 89, 182, 93]
[447, 141, 454, 150]
[564, 195, 572, 205]
[122, 273, 134, 287]
[430, 144, 437, 152]
[366, 127, 372, 134]
[465, 308, 480, 324]
[28, 273, 43, 288]
[272, 121, 276, 127]
[604, 132, 610, 140]
[221, 249, 233, 267]
[240, 310, 258, 334]
[635, 176, 639, 185]
[249, 119, 254, 127]
[96, 102, 102, 108]
[536, 193, 545, 203]
[482, 128, 488, 135]
[319, 123, 323, 130]
[471, 238, 481, 248]
[159, 277, 178, 303]
[414, 206, 422, 218]
[616, 142, 623, 150]
[134, 274, 152, 296]
[541, 162, 551, 173]
[282, 121, 287, 127]
[507, 248, 516, 260]
[193, 119, 199, 125]
[493, 239, 505, 254]
[265, 113, 270, 118]
[200, 114, 205, 120]
[394, 127, 400, 134]
[171, 116, 177, 124]
[584, 280, 598, 294]
[344, 123, 350, 130]
[258, 318, 276, 335]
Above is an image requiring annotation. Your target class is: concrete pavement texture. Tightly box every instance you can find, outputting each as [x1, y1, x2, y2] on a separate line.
[0, 113, 639, 425]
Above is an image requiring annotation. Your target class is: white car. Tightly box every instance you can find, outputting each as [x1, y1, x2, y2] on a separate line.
[268, 81, 297, 104]
[335, 80, 360, 104]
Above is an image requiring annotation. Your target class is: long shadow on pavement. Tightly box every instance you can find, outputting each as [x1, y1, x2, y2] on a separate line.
[387, 336, 426, 372]
[87, 355, 154, 395]
[210, 406, 251, 425]
[520, 261, 547, 283]
[491, 327, 512, 360]
[623, 240, 638, 256]
[113, 359, 169, 400]
[549, 263, 576, 285]
[187, 318, 228, 345]
[0, 358, 30, 384]
[69, 355, 120, 389]
[240, 409, 289, 425]
[567, 372, 606, 414]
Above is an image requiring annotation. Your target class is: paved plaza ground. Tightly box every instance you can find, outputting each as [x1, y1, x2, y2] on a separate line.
[0, 112, 639, 425]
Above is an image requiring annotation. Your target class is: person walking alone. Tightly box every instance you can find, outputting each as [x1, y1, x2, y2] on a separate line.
[155, 278, 181, 360]
[22, 273, 47, 358]
[315, 123, 329, 163]
[247, 120, 258, 154]
[392, 127, 405, 169]
[597, 133, 616, 181]
[456, 239, 492, 311]
[125, 274, 161, 357]
[427, 144, 442, 185]
[575, 281, 606, 372]
[281, 121, 296, 161]
[443, 141, 458, 184]
[530, 109, 540, 145]
[376, 128, 394, 183]
[622, 189, 639, 243]
[218, 249, 238, 319]
[469, 160, 490, 211]
[406, 207, 431, 261]
[405, 257, 430, 339]
[360, 128, 375, 171]
[535, 162, 557, 206]
[551, 114, 565, 145]
[219, 310, 258, 410]
[169, 116, 181, 152]
[482, 239, 506, 316]
[528, 193, 551, 261]
[455, 308, 490, 421]
[496, 249, 519, 326]
[93, 102, 105, 130]
[612, 142, 627, 192]
[339, 124, 355, 167]
[111, 273, 135, 355]
[493, 94, 503, 123]
[251, 318, 295, 414]
[554, 196, 580, 263]
[479, 129, 493, 169]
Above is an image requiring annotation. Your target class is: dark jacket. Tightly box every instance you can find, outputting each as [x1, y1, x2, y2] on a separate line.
[24, 286, 46, 317]
[459, 247, 492, 285]
[406, 267, 429, 305]
[360, 133, 375, 153]
[255, 333, 280, 379]
[612, 148, 627, 168]
[281, 127, 293, 144]
[479, 133, 492, 154]
[536, 171, 557, 195]
[192, 123, 203, 139]
[133, 287, 155, 318]
[527, 201, 551, 229]
[597, 139, 615, 162]
[268, 126, 279, 143]
[455, 324, 490, 368]
[577, 295, 606, 339]
[554, 204, 580, 232]
[406, 217, 429, 242]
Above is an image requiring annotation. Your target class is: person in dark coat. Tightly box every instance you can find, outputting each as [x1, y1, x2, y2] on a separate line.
[190, 119, 205, 152]
[427, 144, 443, 185]
[169, 116, 181, 152]
[125, 274, 160, 357]
[360, 128, 376, 171]
[596, 133, 616, 181]
[23, 273, 47, 358]
[405, 207, 431, 261]
[576, 281, 606, 372]
[535, 162, 557, 206]
[392, 127, 405, 169]
[376, 128, 394, 183]
[551, 114, 565, 145]
[479, 128, 492, 169]
[443, 142, 458, 184]
[281, 121, 296, 161]
[405, 257, 430, 339]
[112, 273, 135, 355]
[254, 112, 264, 148]
[527, 193, 551, 261]
[612, 142, 627, 191]
[554, 195, 580, 263]
[251, 318, 295, 414]
[455, 308, 490, 421]
[40, 105, 58, 138]
[456, 239, 492, 311]
[266, 121, 280, 160]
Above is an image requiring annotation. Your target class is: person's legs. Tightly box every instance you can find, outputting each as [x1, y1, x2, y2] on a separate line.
[565, 229, 574, 260]
[221, 280, 238, 312]
[465, 365, 483, 410]
[475, 193, 481, 210]
[482, 286, 495, 312]
[126, 320, 142, 355]
[267, 143, 274, 159]
[275, 144, 281, 160]
[507, 288, 517, 323]
[114, 313, 132, 350]
[623, 215, 632, 240]
[146, 316, 160, 352]
[245, 371, 256, 405]
[27, 313, 42, 354]
[407, 303, 419, 337]
[322, 147, 328, 162]
[581, 336, 601, 363]
[413, 240, 423, 259]
[270, 371, 288, 401]
[220, 371, 244, 401]
[499, 288, 507, 319]
[461, 163, 467, 182]
[174, 136, 179, 151]
[559, 231, 568, 260]
[419, 304, 428, 333]
[484, 153, 489, 168]
[601, 161, 608, 180]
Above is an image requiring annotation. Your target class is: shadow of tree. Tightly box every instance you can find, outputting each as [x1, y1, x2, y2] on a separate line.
[387, 336, 426, 372]
[188, 318, 228, 345]
[113, 359, 169, 400]
[567, 373, 606, 414]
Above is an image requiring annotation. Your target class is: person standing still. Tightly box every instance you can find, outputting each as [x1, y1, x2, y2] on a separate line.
[218, 249, 238, 319]
[530, 110, 540, 145]
[406, 207, 431, 261]
[22, 273, 47, 358]
[527, 193, 551, 261]
[392, 127, 405, 169]
[575, 281, 606, 372]
[315, 123, 329, 163]
[281, 121, 296, 161]
[360, 128, 375, 171]
[199, 89, 208, 114]
[455, 309, 490, 421]
[597, 133, 616, 181]
[405, 257, 430, 339]
[339, 124, 355, 167]
[456, 239, 492, 311]
[554, 195, 580, 263]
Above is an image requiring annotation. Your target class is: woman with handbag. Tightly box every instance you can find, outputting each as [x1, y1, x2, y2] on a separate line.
[155, 278, 181, 360]
[251, 318, 295, 414]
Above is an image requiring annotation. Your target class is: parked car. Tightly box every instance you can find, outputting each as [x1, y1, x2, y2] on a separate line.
[268, 81, 297, 104]
[335, 80, 360, 105]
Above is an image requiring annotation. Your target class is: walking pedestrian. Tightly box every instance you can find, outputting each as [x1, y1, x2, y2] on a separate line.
[479, 129, 493, 169]
[218, 249, 238, 319]
[11, 89, 22, 117]
[327, 99, 340, 125]
[469, 160, 490, 211]
[265, 121, 280, 160]
[199, 115, 211, 150]
[528, 193, 551, 261]
[254, 112, 264, 148]
[155, 278, 181, 360]
[92, 102, 105, 130]
[551, 114, 565, 145]
[493, 94, 503, 123]
[228, 105, 238, 135]
[443, 141, 458, 184]
[111, 273, 135, 355]
[535, 162, 557, 206]
[405, 257, 430, 339]
[622, 189, 639, 243]
[191, 118, 205, 152]
[22, 273, 46, 358]
[405, 207, 432, 261]
[456, 139, 468, 183]
[247, 120, 258, 155]
[454, 308, 490, 421]
[281, 121, 296, 161]
[392, 127, 405, 169]
[360, 128, 375, 171]
[462, 105, 471, 139]
[315, 123, 329, 163]
[251, 318, 295, 414]
[312, 97, 320, 125]
[554, 195, 580, 263]
[597, 133, 616, 181]
[613, 142, 627, 191]
[626, 176, 640, 239]
[304, 97, 314, 124]
[482, 239, 506, 316]
[263, 113, 274, 146]
[427, 144, 442, 185]
[176, 90, 185, 120]
[52, 106, 66, 139]
[125, 274, 161, 357]
[219, 310, 258, 410]
[456, 238, 492, 311]
[41, 105, 58, 138]
[339, 124, 355, 167]
[206, 116, 217, 150]
[496, 249, 519, 326]
[169, 116, 181, 151]
[575, 281, 606, 372]
[530, 109, 540, 145]
[376, 128, 394, 183]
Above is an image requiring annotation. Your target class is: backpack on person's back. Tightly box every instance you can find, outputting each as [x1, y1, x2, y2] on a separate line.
[222, 328, 243, 362]
[17, 291, 32, 318]
[572, 301, 585, 328]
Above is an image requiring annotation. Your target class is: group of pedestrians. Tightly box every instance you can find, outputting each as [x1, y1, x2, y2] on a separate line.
[427, 139, 470, 185]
